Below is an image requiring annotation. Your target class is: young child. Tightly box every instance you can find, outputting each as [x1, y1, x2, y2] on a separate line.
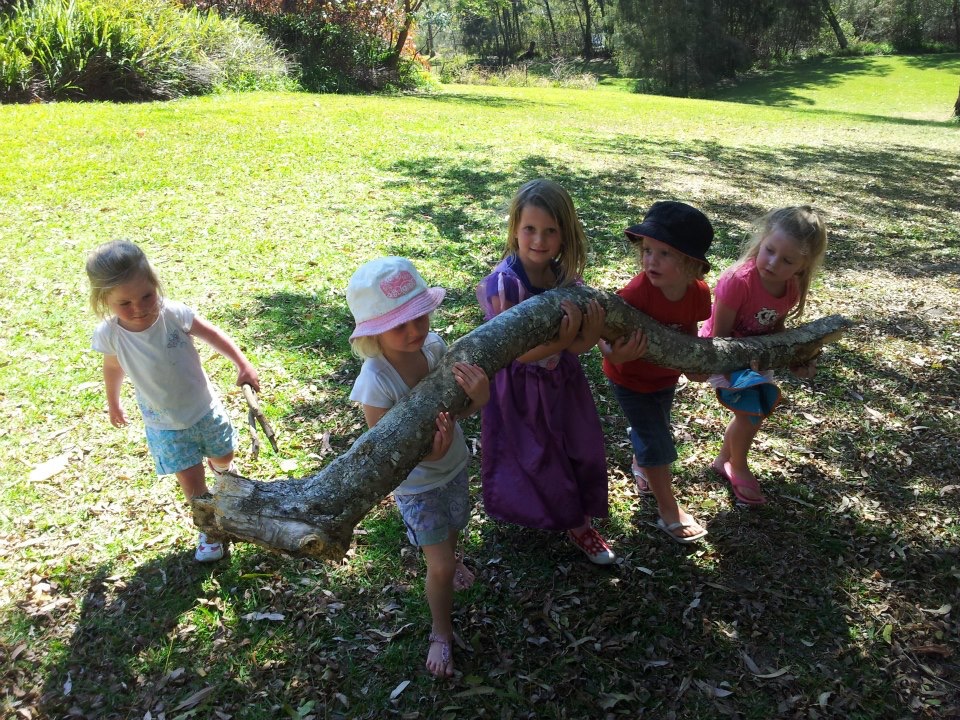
[476, 178, 614, 565]
[700, 206, 827, 506]
[347, 256, 489, 679]
[86, 240, 260, 562]
[600, 201, 714, 544]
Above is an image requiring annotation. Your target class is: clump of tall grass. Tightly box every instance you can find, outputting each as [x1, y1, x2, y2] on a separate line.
[438, 56, 597, 89]
[0, 0, 293, 102]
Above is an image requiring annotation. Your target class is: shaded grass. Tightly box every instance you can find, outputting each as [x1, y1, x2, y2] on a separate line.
[1, 68, 959, 719]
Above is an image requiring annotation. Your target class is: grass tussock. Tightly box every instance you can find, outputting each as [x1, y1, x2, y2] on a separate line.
[0, 0, 293, 102]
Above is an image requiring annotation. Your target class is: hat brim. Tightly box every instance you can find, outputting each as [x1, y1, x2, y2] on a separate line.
[350, 287, 446, 340]
[624, 223, 711, 272]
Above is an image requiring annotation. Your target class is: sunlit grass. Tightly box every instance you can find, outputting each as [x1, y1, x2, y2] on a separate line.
[1, 54, 958, 718]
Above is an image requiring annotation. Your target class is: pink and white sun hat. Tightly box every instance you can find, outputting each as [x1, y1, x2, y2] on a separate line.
[347, 257, 446, 340]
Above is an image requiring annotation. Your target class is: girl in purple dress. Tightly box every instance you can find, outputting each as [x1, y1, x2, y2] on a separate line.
[476, 179, 614, 565]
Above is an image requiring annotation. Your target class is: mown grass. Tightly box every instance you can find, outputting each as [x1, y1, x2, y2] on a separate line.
[1, 55, 958, 718]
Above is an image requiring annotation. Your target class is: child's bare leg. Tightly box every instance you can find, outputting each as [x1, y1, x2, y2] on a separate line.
[207, 451, 236, 476]
[421, 540, 456, 677]
[715, 413, 764, 503]
[453, 534, 475, 592]
[175, 462, 210, 499]
[645, 464, 705, 540]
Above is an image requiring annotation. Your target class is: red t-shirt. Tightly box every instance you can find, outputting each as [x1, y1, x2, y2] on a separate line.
[603, 273, 712, 393]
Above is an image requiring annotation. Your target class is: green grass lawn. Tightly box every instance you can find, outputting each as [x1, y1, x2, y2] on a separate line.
[1, 54, 958, 719]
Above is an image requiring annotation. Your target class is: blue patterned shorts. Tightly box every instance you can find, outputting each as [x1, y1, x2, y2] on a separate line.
[394, 469, 470, 547]
[144, 404, 237, 476]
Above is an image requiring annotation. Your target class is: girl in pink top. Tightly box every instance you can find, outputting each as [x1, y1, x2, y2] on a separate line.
[700, 206, 828, 506]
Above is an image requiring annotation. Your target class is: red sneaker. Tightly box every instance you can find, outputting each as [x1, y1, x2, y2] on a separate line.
[567, 527, 616, 565]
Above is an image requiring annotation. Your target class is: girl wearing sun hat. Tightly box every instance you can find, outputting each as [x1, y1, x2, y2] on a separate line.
[347, 256, 490, 678]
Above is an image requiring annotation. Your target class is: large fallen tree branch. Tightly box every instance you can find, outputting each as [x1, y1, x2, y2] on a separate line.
[192, 285, 852, 561]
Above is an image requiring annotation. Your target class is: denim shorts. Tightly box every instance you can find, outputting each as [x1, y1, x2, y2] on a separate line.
[144, 403, 237, 476]
[610, 382, 677, 468]
[394, 469, 470, 547]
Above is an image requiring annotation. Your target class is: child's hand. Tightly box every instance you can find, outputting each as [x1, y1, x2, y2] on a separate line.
[557, 300, 583, 348]
[453, 363, 490, 409]
[790, 357, 818, 379]
[237, 363, 261, 392]
[600, 329, 647, 364]
[424, 411, 455, 461]
[109, 405, 128, 427]
[577, 299, 606, 347]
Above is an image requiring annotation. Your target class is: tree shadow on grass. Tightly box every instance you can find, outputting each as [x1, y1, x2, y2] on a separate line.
[581, 135, 960, 275]
[36, 552, 219, 717]
[901, 52, 960, 72]
[707, 56, 893, 107]
[417, 91, 543, 109]
[34, 142, 957, 717]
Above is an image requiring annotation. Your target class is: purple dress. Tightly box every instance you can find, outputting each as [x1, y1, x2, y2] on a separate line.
[476, 256, 608, 531]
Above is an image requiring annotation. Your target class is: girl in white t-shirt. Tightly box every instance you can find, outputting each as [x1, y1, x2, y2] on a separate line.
[347, 256, 489, 678]
[86, 240, 260, 562]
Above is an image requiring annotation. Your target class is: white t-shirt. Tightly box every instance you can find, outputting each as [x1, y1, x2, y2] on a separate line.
[92, 299, 218, 430]
[349, 332, 469, 496]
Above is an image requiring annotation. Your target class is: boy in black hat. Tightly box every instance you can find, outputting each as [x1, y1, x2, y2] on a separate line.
[599, 201, 713, 543]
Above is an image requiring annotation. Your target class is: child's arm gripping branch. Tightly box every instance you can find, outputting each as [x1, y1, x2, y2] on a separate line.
[363, 405, 456, 462]
[566, 299, 606, 355]
[708, 301, 738, 340]
[599, 329, 648, 365]
[452, 362, 489, 417]
[103, 354, 128, 427]
[514, 299, 589, 363]
[189, 317, 261, 391]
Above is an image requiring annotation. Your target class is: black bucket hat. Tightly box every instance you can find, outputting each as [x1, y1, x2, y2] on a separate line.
[625, 201, 714, 271]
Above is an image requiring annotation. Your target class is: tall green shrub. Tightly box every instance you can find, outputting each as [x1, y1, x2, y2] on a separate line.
[0, 0, 291, 102]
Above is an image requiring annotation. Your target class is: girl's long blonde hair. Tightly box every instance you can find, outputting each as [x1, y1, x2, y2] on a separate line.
[86, 240, 163, 318]
[740, 206, 827, 321]
[503, 179, 588, 286]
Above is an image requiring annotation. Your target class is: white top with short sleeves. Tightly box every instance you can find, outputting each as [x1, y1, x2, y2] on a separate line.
[349, 332, 469, 496]
[92, 299, 217, 430]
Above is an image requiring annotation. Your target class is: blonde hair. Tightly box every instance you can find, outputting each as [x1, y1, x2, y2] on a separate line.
[503, 179, 588, 286]
[628, 235, 707, 282]
[740, 206, 827, 321]
[85, 240, 163, 318]
[350, 335, 381, 360]
[349, 310, 437, 360]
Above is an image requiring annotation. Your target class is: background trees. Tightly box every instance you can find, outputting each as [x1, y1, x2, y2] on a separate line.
[427, 0, 959, 93]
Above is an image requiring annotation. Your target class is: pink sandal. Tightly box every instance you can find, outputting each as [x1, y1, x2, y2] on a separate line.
[711, 460, 766, 506]
[426, 633, 453, 677]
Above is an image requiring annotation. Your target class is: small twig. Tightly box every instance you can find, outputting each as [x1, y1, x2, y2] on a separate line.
[242, 384, 278, 455]
[247, 407, 261, 460]
[904, 650, 960, 690]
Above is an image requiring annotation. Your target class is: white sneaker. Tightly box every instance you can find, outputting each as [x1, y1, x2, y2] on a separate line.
[195, 533, 225, 562]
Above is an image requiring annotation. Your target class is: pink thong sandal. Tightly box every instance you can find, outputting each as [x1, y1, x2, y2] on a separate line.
[711, 460, 766, 506]
[426, 633, 453, 678]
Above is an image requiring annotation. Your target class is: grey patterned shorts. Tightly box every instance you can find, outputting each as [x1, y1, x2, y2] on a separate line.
[394, 469, 470, 547]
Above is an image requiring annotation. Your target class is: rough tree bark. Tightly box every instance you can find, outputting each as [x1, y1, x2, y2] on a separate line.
[191, 285, 851, 561]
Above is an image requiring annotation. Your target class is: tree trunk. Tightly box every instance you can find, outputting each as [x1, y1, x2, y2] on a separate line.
[581, 0, 593, 59]
[191, 285, 851, 561]
[953, 0, 960, 50]
[542, 0, 560, 52]
[820, 0, 848, 50]
[955, 83, 960, 118]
